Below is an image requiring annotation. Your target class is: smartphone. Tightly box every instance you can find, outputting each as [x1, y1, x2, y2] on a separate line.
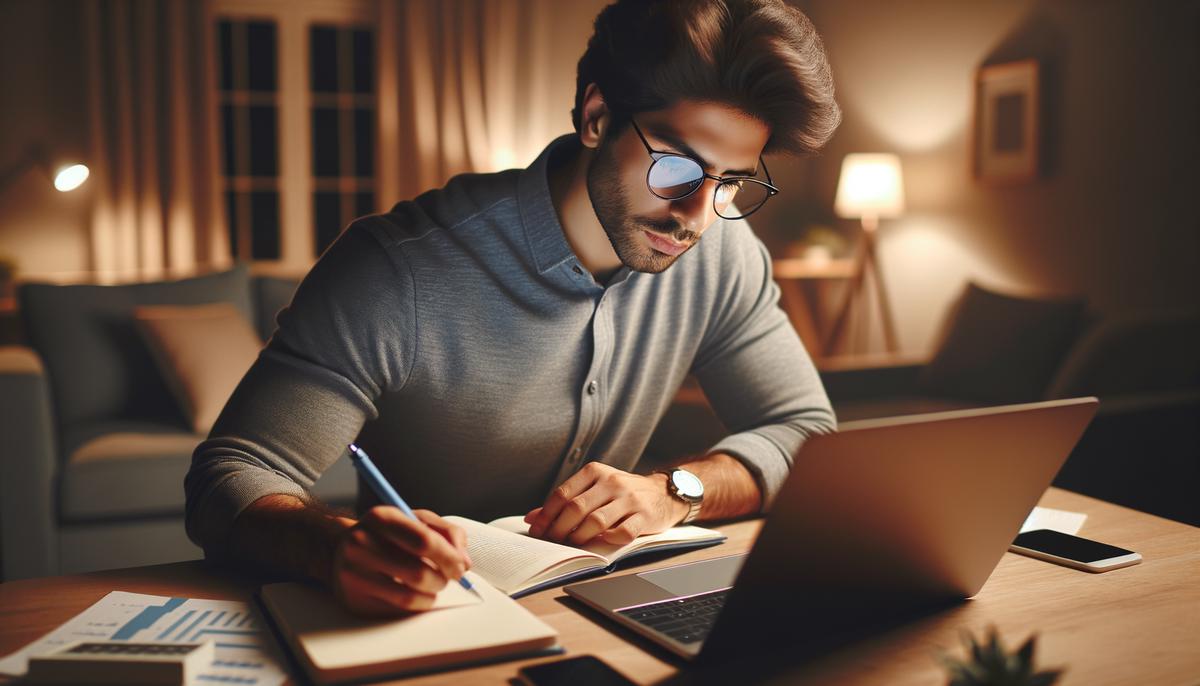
[1010, 529, 1141, 572]
[517, 656, 637, 686]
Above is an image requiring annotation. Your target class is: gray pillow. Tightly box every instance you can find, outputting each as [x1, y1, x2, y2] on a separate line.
[1046, 309, 1200, 399]
[19, 266, 253, 436]
[251, 275, 300, 341]
[919, 282, 1086, 403]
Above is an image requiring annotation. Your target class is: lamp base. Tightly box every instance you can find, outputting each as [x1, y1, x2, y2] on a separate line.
[824, 219, 898, 354]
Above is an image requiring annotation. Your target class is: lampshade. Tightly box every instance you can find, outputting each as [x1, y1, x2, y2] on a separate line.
[53, 163, 90, 192]
[834, 153, 905, 220]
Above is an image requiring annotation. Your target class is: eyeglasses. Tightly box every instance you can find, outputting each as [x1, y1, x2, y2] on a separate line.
[630, 118, 779, 220]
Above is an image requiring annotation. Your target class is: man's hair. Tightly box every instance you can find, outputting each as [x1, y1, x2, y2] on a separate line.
[572, 0, 841, 156]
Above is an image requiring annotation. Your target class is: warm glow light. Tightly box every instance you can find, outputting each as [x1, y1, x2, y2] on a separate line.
[834, 153, 905, 220]
[53, 163, 89, 192]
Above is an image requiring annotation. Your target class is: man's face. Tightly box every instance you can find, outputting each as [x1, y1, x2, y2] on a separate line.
[586, 100, 770, 274]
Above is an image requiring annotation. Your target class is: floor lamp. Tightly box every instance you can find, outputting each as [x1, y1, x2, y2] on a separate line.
[825, 153, 904, 355]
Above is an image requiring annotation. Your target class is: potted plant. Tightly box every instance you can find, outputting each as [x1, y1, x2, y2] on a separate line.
[939, 627, 1063, 686]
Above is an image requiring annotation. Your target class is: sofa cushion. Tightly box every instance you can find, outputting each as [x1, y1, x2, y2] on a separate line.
[60, 431, 201, 522]
[251, 275, 299, 341]
[1046, 309, 1200, 399]
[60, 429, 360, 522]
[919, 282, 1086, 403]
[134, 303, 263, 434]
[19, 267, 253, 438]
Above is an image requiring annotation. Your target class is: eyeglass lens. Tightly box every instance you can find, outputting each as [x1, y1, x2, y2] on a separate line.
[646, 154, 770, 219]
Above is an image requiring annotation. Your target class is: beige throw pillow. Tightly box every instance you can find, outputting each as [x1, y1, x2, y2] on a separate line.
[134, 303, 263, 434]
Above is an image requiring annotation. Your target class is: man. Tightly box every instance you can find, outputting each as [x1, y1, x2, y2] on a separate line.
[185, 0, 840, 616]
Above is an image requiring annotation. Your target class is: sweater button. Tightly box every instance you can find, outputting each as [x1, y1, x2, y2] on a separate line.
[586, 380, 598, 395]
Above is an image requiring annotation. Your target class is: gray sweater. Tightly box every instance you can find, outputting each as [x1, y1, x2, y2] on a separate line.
[185, 136, 835, 557]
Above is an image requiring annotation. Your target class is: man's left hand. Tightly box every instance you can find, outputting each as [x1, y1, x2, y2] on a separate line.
[524, 462, 688, 546]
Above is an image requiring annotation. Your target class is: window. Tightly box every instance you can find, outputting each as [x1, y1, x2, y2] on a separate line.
[216, 19, 282, 260]
[310, 25, 376, 256]
[213, 1, 376, 268]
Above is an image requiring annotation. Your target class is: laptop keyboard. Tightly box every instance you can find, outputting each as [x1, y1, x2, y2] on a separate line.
[616, 589, 729, 645]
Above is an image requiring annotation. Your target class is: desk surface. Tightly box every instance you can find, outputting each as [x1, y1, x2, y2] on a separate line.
[2, 488, 1197, 685]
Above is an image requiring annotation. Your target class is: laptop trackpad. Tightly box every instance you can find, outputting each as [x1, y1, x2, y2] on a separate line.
[638, 554, 747, 596]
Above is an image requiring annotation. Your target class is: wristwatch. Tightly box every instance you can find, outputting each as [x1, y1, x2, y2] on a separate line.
[658, 468, 704, 525]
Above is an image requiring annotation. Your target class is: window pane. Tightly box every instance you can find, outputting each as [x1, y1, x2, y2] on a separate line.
[250, 191, 281, 260]
[355, 192, 375, 219]
[216, 17, 280, 262]
[217, 21, 234, 91]
[225, 190, 239, 256]
[249, 105, 278, 176]
[312, 108, 339, 177]
[314, 191, 341, 255]
[247, 22, 277, 91]
[221, 104, 237, 176]
[354, 107, 373, 177]
[352, 29, 373, 94]
[310, 26, 338, 93]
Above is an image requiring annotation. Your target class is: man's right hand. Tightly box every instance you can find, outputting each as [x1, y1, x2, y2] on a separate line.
[330, 506, 472, 616]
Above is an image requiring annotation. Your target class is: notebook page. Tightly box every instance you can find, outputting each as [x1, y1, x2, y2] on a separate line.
[487, 516, 723, 564]
[445, 516, 603, 594]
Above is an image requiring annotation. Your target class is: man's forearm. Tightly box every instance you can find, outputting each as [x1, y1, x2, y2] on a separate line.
[675, 452, 763, 521]
[224, 494, 355, 584]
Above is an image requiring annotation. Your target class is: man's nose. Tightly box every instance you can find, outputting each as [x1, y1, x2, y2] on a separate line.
[669, 178, 718, 233]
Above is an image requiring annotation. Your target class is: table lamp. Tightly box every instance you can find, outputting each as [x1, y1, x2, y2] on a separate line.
[826, 153, 905, 354]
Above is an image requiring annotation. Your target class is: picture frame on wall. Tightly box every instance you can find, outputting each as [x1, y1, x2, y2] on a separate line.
[974, 59, 1040, 184]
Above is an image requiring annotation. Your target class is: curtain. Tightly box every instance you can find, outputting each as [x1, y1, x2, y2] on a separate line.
[377, 0, 556, 205]
[84, 0, 228, 281]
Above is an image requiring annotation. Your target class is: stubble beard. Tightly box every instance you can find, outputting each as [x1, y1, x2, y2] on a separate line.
[586, 138, 699, 274]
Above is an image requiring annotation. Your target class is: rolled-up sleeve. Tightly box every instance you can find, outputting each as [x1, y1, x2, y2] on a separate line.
[184, 221, 414, 559]
[692, 222, 836, 508]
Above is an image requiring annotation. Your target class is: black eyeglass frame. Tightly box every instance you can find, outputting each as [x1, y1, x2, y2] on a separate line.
[629, 118, 780, 220]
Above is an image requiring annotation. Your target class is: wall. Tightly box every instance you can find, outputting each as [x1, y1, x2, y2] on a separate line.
[0, 1, 90, 278]
[762, 0, 1200, 354]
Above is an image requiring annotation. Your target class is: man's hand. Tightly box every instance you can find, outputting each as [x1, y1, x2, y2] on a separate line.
[524, 462, 688, 546]
[330, 506, 472, 616]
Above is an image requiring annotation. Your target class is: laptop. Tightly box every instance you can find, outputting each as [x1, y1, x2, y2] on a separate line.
[565, 398, 1098, 662]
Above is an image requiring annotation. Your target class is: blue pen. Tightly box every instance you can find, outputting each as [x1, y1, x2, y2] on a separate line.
[347, 443, 476, 594]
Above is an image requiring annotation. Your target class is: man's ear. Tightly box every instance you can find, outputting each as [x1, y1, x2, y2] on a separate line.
[579, 83, 610, 149]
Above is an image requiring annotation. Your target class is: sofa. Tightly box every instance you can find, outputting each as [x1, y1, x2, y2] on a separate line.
[820, 283, 1200, 527]
[0, 266, 356, 580]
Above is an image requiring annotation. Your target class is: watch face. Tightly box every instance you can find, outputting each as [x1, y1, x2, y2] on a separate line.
[671, 470, 704, 498]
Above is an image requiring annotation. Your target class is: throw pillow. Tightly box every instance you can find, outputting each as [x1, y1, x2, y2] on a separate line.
[18, 265, 253, 431]
[134, 302, 263, 434]
[919, 282, 1086, 403]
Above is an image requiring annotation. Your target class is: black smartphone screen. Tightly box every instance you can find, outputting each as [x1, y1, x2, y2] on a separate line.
[518, 656, 637, 686]
[1013, 529, 1134, 562]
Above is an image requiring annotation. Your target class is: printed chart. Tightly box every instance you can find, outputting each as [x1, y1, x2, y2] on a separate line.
[0, 591, 287, 685]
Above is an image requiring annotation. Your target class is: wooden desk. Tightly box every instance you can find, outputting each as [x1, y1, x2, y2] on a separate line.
[2, 489, 1197, 685]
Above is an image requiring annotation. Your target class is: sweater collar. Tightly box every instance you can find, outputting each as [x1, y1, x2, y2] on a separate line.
[517, 134, 584, 275]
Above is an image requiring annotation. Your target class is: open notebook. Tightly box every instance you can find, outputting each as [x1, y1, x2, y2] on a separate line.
[444, 515, 726, 597]
[259, 574, 559, 685]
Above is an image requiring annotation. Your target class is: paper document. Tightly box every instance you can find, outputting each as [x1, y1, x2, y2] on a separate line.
[1020, 506, 1087, 535]
[0, 591, 287, 685]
